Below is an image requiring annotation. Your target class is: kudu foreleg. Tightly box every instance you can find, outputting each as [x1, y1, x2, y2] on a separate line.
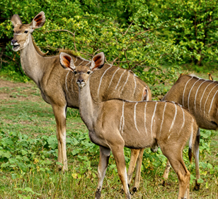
[162, 160, 171, 186]
[52, 105, 68, 172]
[95, 146, 110, 199]
[193, 128, 200, 190]
[111, 145, 131, 199]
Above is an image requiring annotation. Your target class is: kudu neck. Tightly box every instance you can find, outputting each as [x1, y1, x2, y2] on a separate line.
[78, 77, 99, 131]
[20, 34, 46, 85]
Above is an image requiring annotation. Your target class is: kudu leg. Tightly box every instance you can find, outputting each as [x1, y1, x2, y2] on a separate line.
[127, 149, 140, 186]
[162, 148, 190, 199]
[193, 128, 200, 190]
[132, 148, 144, 192]
[162, 160, 171, 186]
[95, 146, 111, 199]
[52, 105, 68, 172]
[111, 145, 131, 199]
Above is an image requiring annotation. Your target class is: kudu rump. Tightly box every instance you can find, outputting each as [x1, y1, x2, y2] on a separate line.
[10, 11, 151, 189]
[60, 51, 198, 199]
[162, 74, 218, 189]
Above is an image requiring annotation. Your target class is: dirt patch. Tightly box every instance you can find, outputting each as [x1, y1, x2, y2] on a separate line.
[0, 78, 42, 102]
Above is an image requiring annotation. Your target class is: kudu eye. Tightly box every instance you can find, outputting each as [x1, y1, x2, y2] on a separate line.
[24, 30, 28, 34]
[87, 71, 91, 74]
[73, 71, 77, 75]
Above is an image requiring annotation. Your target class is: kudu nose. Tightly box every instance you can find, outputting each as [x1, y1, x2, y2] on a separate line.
[77, 79, 84, 84]
[11, 39, 17, 44]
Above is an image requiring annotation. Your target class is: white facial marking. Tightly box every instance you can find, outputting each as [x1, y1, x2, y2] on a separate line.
[74, 58, 78, 64]
[194, 80, 207, 111]
[159, 103, 167, 137]
[151, 102, 158, 136]
[168, 104, 177, 139]
[204, 84, 218, 116]
[134, 102, 141, 134]
[144, 102, 147, 135]
[200, 82, 214, 110]
[208, 90, 218, 115]
[108, 68, 120, 89]
[115, 70, 126, 90]
[97, 65, 113, 97]
[187, 79, 201, 110]
[182, 77, 193, 106]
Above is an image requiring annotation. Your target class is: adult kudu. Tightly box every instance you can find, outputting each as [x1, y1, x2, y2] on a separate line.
[161, 74, 218, 190]
[10, 11, 151, 190]
[59, 51, 198, 199]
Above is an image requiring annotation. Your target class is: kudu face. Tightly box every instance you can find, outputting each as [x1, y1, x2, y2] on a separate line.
[11, 11, 45, 51]
[59, 52, 105, 88]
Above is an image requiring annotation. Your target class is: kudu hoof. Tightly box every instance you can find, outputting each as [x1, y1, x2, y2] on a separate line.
[162, 180, 166, 186]
[130, 187, 138, 195]
[193, 181, 200, 191]
[95, 189, 101, 199]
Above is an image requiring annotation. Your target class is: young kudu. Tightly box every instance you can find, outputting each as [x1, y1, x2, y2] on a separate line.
[60, 51, 198, 199]
[161, 74, 218, 189]
[10, 11, 151, 189]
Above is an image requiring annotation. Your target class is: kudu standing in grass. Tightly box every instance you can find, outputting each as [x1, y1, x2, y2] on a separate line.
[60, 51, 198, 199]
[161, 74, 218, 190]
[10, 11, 151, 189]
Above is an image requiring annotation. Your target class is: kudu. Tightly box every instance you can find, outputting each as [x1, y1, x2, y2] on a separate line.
[10, 11, 151, 190]
[161, 74, 218, 189]
[60, 51, 198, 199]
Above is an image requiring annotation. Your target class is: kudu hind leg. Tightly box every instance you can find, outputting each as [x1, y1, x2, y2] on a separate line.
[162, 148, 190, 199]
[52, 105, 68, 172]
[132, 148, 144, 192]
[162, 160, 171, 186]
[95, 146, 110, 199]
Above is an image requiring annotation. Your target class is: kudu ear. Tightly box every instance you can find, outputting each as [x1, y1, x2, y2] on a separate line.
[31, 11, 46, 29]
[90, 52, 105, 71]
[11, 14, 22, 27]
[60, 52, 76, 71]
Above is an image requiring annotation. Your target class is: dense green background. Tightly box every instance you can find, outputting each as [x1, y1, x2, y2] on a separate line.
[1, 0, 218, 96]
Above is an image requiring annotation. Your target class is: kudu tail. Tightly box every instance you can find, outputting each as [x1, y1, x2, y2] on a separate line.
[188, 127, 200, 163]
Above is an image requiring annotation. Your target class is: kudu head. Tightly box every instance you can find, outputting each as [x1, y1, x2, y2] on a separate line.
[10, 11, 45, 51]
[60, 52, 105, 88]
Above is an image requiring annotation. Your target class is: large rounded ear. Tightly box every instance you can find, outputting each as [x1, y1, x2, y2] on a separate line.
[11, 14, 22, 27]
[90, 52, 105, 71]
[60, 52, 76, 71]
[31, 11, 46, 29]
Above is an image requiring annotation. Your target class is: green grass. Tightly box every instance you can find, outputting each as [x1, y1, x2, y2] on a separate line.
[0, 78, 218, 198]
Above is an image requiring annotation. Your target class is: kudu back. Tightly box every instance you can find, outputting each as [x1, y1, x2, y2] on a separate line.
[60, 51, 198, 199]
[10, 11, 150, 189]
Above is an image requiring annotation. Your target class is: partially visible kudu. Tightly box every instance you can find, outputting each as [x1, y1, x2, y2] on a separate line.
[162, 74, 218, 189]
[10, 11, 151, 189]
[60, 51, 199, 199]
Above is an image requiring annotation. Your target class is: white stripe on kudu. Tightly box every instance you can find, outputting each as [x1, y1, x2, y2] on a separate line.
[168, 103, 177, 139]
[134, 102, 141, 134]
[187, 79, 201, 110]
[159, 102, 167, 137]
[151, 102, 158, 136]
[204, 84, 218, 116]
[144, 102, 147, 135]
[108, 68, 120, 89]
[133, 74, 137, 97]
[178, 106, 185, 135]
[182, 77, 193, 106]
[65, 71, 70, 93]
[208, 90, 218, 115]
[97, 65, 113, 97]
[115, 70, 126, 90]
[200, 81, 214, 110]
[194, 80, 207, 111]
[120, 71, 130, 93]
[119, 101, 125, 134]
